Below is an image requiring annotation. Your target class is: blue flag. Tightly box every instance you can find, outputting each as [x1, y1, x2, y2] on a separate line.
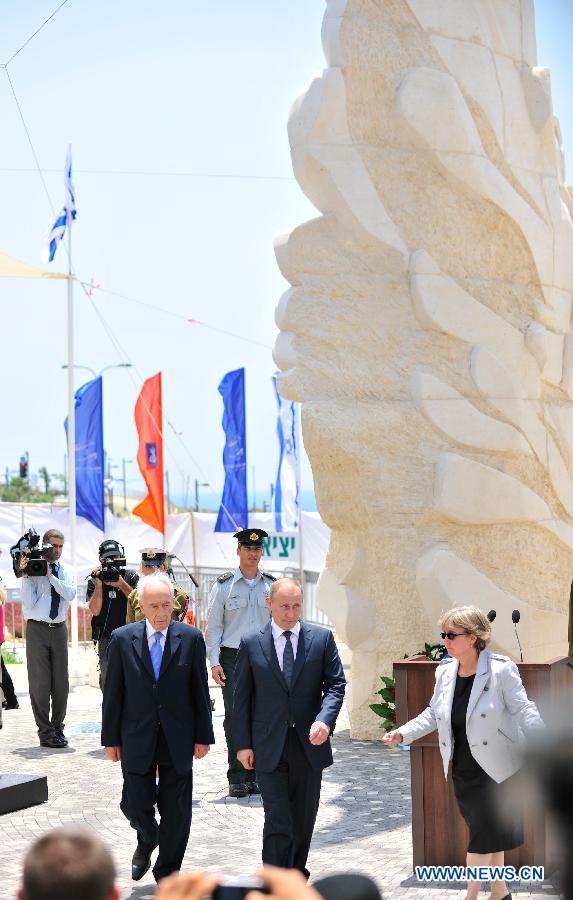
[64, 376, 105, 531]
[272, 374, 301, 532]
[215, 368, 248, 532]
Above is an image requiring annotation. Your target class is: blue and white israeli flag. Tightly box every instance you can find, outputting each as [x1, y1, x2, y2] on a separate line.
[43, 144, 77, 263]
[272, 374, 301, 532]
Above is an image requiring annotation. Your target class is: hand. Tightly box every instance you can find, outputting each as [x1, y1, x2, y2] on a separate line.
[194, 743, 210, 760]
[211, 665, 226, 686]
[155, 870, 221, 899]
[382, 729, 404, 748]
[92, 565, 102, 578]
[246, 866, 322, 900]
[309, 721, 330, 746]
[105, 746, 121, 762]
[237, 748, 254, 770]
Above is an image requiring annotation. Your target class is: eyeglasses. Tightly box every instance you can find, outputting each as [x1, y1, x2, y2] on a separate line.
[440, 631, 469, 641]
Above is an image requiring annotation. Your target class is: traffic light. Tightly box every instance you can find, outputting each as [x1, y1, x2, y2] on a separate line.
[19, 455, 28, 479]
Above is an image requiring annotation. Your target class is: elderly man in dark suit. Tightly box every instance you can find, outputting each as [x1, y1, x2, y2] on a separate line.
[233, 577, 346, 878]
[101, 571, 214, 883]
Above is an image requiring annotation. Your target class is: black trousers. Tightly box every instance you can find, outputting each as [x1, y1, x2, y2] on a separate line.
[220, 646, 255, 785]
[257, 728, 322, 878]
[1, 647, 17, 706]
[25, 620, 68, 739]
[96, 634, 112, 693]
[120, 728, 193, 882]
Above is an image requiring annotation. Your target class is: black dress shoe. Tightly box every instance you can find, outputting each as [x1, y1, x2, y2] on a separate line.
[245, 781, 260, 795]
[132, 843, 154, 881]
[228, 783, 248, 798]
[40, 734, 67, 748]
[4, 700, 20, 710]
[54, 730, 68, 746]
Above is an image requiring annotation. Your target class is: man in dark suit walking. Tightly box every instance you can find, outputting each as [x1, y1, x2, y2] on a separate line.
[101, 571, 214, 883]
[233, 577, 346, 878]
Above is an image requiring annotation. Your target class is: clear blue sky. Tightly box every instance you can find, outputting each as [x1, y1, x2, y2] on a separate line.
[1, 1, 571, 509]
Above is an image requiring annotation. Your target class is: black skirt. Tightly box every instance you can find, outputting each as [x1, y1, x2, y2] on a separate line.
[451, 674, 524, 854]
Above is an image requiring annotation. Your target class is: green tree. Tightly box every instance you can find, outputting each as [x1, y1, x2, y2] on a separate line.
[0, 476, 58, 504]
[38, 466, 51, 493]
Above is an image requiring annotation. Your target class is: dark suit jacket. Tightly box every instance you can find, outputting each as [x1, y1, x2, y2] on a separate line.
[101, 620, 214, 775]
[233, 620, 346, 773]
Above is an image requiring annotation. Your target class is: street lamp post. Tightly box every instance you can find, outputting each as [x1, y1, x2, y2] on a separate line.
[122, 458, 133, 512]
[61, 363, 132, 378]
[195, 479, 209, 512]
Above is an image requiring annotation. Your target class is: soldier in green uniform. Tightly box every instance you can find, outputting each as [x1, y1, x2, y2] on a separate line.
[205, 529, 275, 797]
[126, 549, 187, 624]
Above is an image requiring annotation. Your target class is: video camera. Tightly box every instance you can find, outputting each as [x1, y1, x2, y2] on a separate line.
[9, 527, 53, 578]
[95, 539, 126, 584]
[96, 558, 127, 584]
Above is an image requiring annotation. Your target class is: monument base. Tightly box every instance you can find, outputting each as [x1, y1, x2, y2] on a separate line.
[0, 774, 48, 815]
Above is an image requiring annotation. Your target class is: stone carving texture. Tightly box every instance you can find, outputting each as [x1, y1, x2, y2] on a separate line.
[274, 0, 573, 737]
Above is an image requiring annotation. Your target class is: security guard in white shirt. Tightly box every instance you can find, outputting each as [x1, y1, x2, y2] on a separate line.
[205, 528, 274, 797]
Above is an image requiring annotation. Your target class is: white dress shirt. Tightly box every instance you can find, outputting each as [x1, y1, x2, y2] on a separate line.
[271, 618, 300, 670]
[145, 619, 168, 652]
[21, 562, 76, 624]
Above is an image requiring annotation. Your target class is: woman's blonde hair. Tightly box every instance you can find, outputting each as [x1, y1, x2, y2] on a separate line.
[438, 605, 491, 653]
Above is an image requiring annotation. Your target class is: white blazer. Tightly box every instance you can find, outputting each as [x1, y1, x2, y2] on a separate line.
[399, 650, 544, 783]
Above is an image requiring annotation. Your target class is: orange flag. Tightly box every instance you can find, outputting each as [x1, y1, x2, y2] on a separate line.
[133, 372, 165, 535]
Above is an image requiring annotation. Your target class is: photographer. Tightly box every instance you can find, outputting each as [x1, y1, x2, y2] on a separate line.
[20, 528, 76, 749]
[86, 540, 138, 692]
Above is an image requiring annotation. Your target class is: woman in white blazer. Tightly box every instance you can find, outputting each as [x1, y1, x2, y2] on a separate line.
[384, 606, 544, 900]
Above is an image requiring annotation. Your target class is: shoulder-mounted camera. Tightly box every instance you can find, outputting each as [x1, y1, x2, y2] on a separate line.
[9, 527, 53, 578]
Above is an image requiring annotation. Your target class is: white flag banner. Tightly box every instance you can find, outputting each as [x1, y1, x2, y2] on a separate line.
[272, 375, 301, 532]
[42, 144, 77, 263]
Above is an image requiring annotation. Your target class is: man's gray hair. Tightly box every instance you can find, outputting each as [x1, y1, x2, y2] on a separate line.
[138, 571, 174, 603]
[269, 577, 303, 601]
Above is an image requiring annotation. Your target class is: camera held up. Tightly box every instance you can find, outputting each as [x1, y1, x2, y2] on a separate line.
[9, 527, 53, 578]
[96, 557, 127, 584]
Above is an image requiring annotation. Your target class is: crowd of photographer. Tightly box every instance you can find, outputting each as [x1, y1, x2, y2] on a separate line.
[6, 527, 195, 739]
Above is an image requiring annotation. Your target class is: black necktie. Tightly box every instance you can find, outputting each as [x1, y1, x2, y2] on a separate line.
[282, 630, 294, 686]
[49, 562, 60, 620]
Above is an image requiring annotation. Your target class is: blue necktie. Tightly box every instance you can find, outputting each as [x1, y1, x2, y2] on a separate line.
[150, 631, 163, 681]
[282, 630, 294, 686]
[49, 562, 60, 620]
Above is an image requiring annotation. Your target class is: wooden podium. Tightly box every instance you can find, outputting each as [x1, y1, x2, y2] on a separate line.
[394, 655, 573, 869]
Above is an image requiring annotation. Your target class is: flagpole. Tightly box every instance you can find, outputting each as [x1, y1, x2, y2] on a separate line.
[67, 210, 79, 661]
[296, 403, 304, 591]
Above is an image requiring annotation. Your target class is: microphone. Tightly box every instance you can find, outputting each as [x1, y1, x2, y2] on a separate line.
[487, 609, 496, 622]
[511, 609, 523, 662]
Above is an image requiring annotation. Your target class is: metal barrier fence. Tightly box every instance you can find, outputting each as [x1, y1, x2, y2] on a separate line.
[3, 565, 331, 652]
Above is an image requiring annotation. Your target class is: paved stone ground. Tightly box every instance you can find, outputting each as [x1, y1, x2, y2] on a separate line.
[0, 660, 560, 899]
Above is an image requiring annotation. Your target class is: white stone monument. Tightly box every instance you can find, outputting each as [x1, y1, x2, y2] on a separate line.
[274, 0, 573, 738]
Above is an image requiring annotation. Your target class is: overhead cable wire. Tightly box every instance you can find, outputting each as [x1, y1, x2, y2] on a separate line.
[3, 69, 57, 218]
[2, 0, 70, 67]
[0, 166, 294, 181]
[83, 283, 273, 350]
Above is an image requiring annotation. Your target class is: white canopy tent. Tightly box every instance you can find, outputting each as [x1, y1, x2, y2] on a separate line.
[0, 502, 330, 589]
[0, 252, 67, 280]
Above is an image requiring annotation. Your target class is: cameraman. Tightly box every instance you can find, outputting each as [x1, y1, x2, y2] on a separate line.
[86, 540, 138, 692]
[20, 528, 76, 749]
